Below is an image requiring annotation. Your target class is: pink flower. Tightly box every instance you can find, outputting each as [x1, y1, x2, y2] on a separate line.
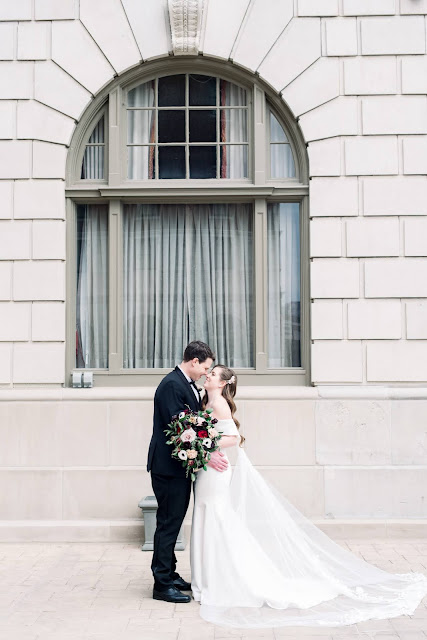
[180, 428, 196, 443]
[208, 428, 218, 438]
[187, 449, 197, 459]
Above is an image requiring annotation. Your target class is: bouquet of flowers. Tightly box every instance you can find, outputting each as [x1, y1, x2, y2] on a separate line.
[165, 407, 222, 481]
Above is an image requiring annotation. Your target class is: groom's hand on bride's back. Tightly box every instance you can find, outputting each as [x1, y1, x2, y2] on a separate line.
[207, 450, 228, 472]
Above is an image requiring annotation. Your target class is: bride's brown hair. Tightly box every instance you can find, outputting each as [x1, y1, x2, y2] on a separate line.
[203, 365, 245, 447]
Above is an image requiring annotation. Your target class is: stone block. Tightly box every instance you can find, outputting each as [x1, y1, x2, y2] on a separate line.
[400, 0, 427, 14]
[52, 20, 114, 94]
[0, 344, 11, 383]
[325, 468, 393, 518]
[362, 96, 427, 135]
[310, 177, 358, 217]
[391, 401, 427, 465]
[367, 341, 427, 382]
[32, 302, 65, 341]
[0, 101, 15, 139]
[343, 0, 395, 15]
[310, 218, 342, 257]
[316, 400, 391, 465]
[0, 182, 13, 219]
[62, 470, 150, 519]
[311, 259, 359, 298]
[345, 136, 398, 175]
[346, 218, 399, 257]
[35, 0, 76, 19]
[32, 141, 67, 179]
[404, 218, 427, 256]
[14, 180, 65, 219]
[13, 261, 65, 301]
[365, 258, 427, 297]
[0, 221, 31, 259]
[203, 0, 248, 60]
[13, 343, 65, 383]
[0, 263, 12, 300]
[258, 18, 321, 91]
[361, 16, 425, 54]
[324, 18, 357, 56]
[35, 61, 92, 120]
[61, 402, 109, 466]
[121, 0, 169, 61]
[308, 138, 341, 177]
[347, 300, 401, 339]
[281, 57, 339, 117]
[298, 0, 338, 16]
[344, 56, 397, 95]
[406, 301, 427, 338]
[402, 56, 427, 93]
[17, 21, 49, 60]
[403, 136, 427, 174]
[311, 301, 343, 339]
[299, 97, 358, 142]
[0, 141, 31, 179]
[0, 23, 15, 60]
[17, 100, 75, 145]
[109, 401, 153, 465]
[312, 341, 363, 383]
[32, 220, 66, 259]
[0, 0, 32, 20]
[0, 303, 30, 341]
[0, 62, 33, 99]
[233, 0, 293, 71]
[0, 405, 20, 464]
[0, 471, 62, 518]
[259, 467, 324, 517]
[363, 177, 427, 216]
[80, 0, 141, 74]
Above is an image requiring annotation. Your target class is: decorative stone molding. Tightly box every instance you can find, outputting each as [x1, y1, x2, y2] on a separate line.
[168, 0, 204, 55]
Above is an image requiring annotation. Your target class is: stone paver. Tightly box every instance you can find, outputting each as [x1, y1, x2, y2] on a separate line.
[0, 540, 426, 639]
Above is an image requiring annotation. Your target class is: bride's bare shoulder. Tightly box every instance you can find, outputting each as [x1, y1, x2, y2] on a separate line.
[211, 397, 232, 421]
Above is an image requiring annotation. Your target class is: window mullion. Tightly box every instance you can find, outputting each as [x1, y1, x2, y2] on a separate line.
[108, 201, 121, 373]
[108, 87, 121, 186]
[253, 86, 266, 186]
[255, 197, 267, 372]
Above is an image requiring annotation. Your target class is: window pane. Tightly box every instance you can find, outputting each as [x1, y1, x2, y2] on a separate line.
[158, 110, 185, 143]
[220, 79, 247, 106]
[271, 144, 295, 178]
[189, 109, 216, 142]
[220, 145, 248, 179]
[267, 203, 300, 368]
[189, 74, 216, 106]
[158, 74, 185, 106]
[122, 203, 254, 368]
[81, 146, 104, 179]
[220, 109, 247, 142]
[128, 146, 155, 180]
[88, 116, 104, 143]
[159, 146, 185, 179]
[76, 204, 109, 368]
[128, 81, 155, 108]
[127, 110, 155, 145]
[189, 146, 216, 178]
[270, 112, 288, 142]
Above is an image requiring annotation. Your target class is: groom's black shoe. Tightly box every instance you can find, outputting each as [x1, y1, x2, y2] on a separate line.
[153, 586, 191, 603]
[173, 576, 192, 591]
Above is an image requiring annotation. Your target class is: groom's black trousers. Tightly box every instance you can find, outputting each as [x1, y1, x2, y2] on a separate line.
[150, 473, 192, 589]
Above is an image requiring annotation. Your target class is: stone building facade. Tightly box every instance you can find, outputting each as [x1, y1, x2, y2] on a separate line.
[0, 0, 427, 541]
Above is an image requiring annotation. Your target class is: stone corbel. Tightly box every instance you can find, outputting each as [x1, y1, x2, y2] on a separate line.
[168, 0, 205, 55]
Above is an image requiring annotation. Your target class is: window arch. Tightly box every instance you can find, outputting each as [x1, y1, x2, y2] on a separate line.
[66, 60, 309, 386]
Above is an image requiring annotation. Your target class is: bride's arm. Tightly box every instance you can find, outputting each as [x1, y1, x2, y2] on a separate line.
[217, 435, 239, 449]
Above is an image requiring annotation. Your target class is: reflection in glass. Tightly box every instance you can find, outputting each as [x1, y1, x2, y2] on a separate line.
[76, 204, 109, 368]
[159, 146, 185, 179]
[189, 74, 216, 106]
[190, 146, 216, 178]
[122, 203, 254, 368]
[267, 203, 300, 368]
[158, 74, 185, 106]
[158, 110, 185, 143]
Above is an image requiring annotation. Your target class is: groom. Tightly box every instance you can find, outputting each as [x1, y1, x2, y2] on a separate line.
[147, 340, 228, 603]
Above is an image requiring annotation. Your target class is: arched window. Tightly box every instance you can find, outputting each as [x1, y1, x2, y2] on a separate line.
[67, 62, 309, 386]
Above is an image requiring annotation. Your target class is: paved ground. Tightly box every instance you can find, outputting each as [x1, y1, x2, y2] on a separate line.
[0, 540, 426, 640]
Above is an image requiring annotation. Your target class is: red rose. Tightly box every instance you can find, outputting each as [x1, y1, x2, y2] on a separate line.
[188, 460, 194, 466]
[198, 430, 208, 438]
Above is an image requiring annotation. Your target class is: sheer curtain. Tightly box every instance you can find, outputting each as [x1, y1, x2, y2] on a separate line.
[81, 116, 105, 180]
[76, 205, 109, 368]
[267, 203, 300, 368]
[127, 80, 155, 179]
[123, 203, 253, 368]
[220, 80, 248, 179]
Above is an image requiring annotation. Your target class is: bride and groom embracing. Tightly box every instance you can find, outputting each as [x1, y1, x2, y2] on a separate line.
[147, 341, 427, 629]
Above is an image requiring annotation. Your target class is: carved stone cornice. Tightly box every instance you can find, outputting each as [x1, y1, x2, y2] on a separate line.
[168, 0, 205, 55]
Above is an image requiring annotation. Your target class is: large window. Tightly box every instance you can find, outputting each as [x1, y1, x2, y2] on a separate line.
[68, 62, 309, 385]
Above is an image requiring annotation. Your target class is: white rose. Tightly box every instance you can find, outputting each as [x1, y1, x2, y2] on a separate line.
[178, 450, 188, 460]
[208, 428, 218, 438]
[180, 428, 197, 443]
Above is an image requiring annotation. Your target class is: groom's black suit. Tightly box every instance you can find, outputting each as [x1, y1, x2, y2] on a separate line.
[147, 366, 201, 589]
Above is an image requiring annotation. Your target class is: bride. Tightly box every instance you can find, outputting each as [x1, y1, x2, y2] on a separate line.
[190, 364, 427, 629]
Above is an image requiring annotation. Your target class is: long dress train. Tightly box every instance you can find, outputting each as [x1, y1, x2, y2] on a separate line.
[190, 419, 427, 629]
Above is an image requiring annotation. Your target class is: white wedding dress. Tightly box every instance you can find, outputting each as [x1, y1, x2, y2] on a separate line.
[190, 418, 427, 629]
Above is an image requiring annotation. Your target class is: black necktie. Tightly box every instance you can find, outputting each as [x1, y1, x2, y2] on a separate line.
[189, 379, 200, 402]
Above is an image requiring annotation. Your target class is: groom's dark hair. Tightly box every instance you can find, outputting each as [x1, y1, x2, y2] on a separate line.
[183, 341, 215, 364]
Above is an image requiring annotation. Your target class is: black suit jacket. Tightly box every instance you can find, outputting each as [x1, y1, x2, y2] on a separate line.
[147, 366, 201, 478]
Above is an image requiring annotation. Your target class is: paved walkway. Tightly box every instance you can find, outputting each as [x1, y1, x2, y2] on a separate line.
[0, 540, 426, 640]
